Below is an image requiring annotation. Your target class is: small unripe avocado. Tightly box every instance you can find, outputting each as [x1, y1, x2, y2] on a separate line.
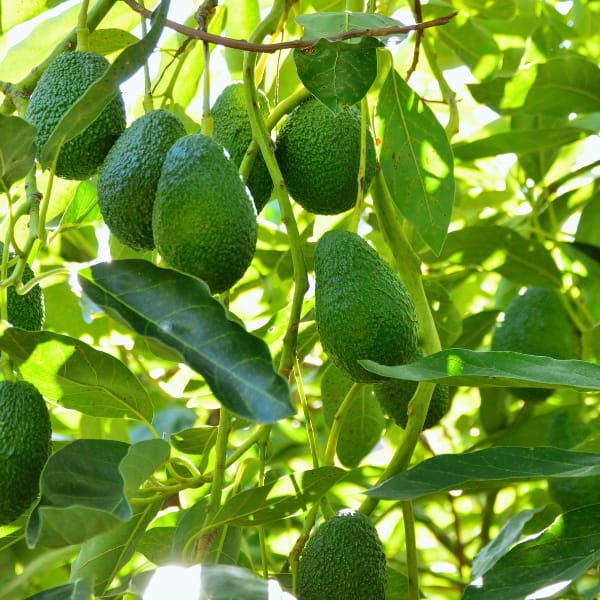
[0, 243, 45, 331]
[491, 287, 580, 401]
[275, 97, 376, 215]
[25, 51, 126, 180]
[297, 509, 387, 600]
[211, 83, 273, 212]
[374, 376, 450, 430]
[152, 134, 257, 294]
[314, 230, 419, 383]
[545, 410, 600, 511]
[0, 380, 52, 526]
[97, 109, 186, 250]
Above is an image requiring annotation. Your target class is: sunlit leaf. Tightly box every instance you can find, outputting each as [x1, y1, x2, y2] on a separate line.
[78, 260, 293, 423]
[0, 328, 154, 423]
[0, 114, 36, 190]
[367, 446, 600, 500]
[361, 348, 600, 392]
[377, 67, 454, 255]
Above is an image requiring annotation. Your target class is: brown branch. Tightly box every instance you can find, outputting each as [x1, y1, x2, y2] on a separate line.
[406, 0, 424, 80]
[121, 0, 457, 53]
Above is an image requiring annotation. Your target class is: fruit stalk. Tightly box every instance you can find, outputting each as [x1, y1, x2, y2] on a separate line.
[242, 0, 308, 379]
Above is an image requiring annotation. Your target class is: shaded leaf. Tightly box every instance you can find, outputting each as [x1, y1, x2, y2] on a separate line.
[119, 439, 170, 499]
[463, 504, 600, 600]
[361, 348, 600, 392]
[71, 500, 163, 596]
[137, 527, 176, 566]
[0, 328, 154, 423]
[294, 37, 380, 112]
[78, 260, 293, 423]
[422, 225, 562, 287]
[423, 280, 462, 347]
[367, 446, 600, 500]
[471, 508, 543, 579]
[27, 440, 131, 548]
[170, 426, 219, 455]
[454, 310, 500, 350]
[23, 579, 93, 600]
[39, 0, 170, 168]
[0, 114, 36, 190]
[377, 68, 454, 255]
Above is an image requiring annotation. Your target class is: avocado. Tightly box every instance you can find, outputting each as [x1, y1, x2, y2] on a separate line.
[0, 243, 45, 331]
[97, 109, 186, 250]
[373, 350, 450, 430]
[545, 410, 600, 511]
[152, 134, 257, 294]
[25, 51, 126, 180]
[314, 230, 419, 383]
[211, 83, 273, 212]
[275, 97, 376, 215]
[0, 380, 52, 526]
[491, 286, 581, 401]
[297, 509, 387, 600]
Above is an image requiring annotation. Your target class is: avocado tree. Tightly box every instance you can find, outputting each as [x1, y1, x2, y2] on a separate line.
[1, 0, 600, 598]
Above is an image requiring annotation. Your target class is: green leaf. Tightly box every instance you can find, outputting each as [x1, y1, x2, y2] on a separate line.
[422, 225, 562, 287]
[39, 0, 170, 168]
[137, 526, 176, 566]
[23, 579, 93, 600]
[78, 260, 293, 424]
[119, 439, 170, 499]
[471, 508, 543, 579]
[55, 180, 102, 231]
[463, 504, 600, 600]
[361, 348, 600, 392]
[0, 328, 154, 423]
[453, 127, 590, 160]
[453, 0, 516, 20]
[170, 426, 219, 455]
[453, 310, 500, 350]
[293, 37, 380, 112]
[366, 446, 600, 500]
[296, 11, 407, 43]
[423, 280, 462, 347]
[0, 114, 36, 190]
[26, 440, 131, 548]
[223, 0, 260, 79]
[88, 27, 139, 56]
[377, 68, 454, 255]
[211, 467, 348, 527]
[520, 55, 600, 116]
[70, 500, 163, 596]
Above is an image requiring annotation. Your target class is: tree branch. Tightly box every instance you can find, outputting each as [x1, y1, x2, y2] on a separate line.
[121, 0, 456, 52]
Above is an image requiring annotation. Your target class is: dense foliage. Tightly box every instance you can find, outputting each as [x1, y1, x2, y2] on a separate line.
[0, 1, 599, 599]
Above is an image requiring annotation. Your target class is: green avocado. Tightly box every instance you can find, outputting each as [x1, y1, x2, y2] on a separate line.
[152, 134, 258, 294]
[97, 109, 186, 250]
[0, 380, 52, 526]
[373, 351, 450, 430]
[211, 83, 273, 212]
[545, 410, 600, 511]
[275, 97, 376, 215]
[0, 243, 44, 331]
[25, 51, 126, 180]
[314, 230, 419, 383]
[297, 509, 387, 600]
[491, 286, 581, 401]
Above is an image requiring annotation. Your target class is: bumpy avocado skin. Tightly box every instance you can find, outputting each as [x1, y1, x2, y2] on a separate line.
[0, 380, 52, 526]
[545, 410, 600, 511]
[374, 376, 450, 430]
[211, 83, 273, 212]
[275, 97, 376, 215]
[491, 287, 581, 401]
[97, 109, 186, 250]
[0, 243, 44, 331]
[314, 230, 419, 383]
[297, 509, 387, 600]
[152, 134, 258, 294]
[25, 51, 126, 180]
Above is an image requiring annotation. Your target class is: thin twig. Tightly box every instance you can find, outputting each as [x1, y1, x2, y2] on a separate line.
[121, 0, 456, 52]
[406, 0, 423, 80]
